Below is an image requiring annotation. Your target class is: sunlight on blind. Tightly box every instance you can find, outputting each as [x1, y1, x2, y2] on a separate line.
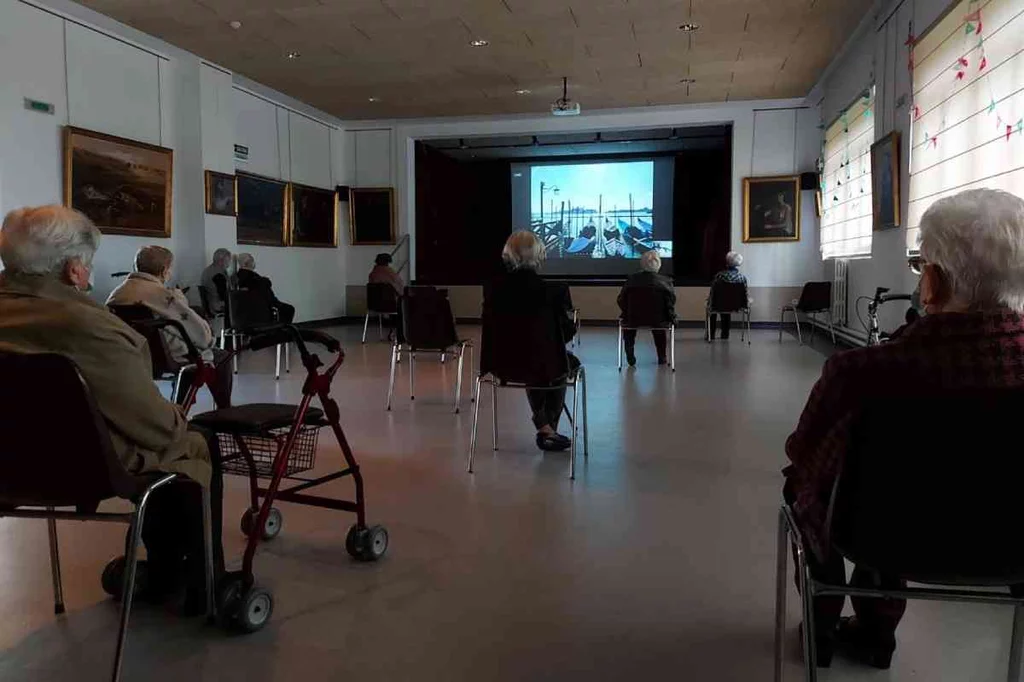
[907, 0, 1024, 253]
[820, 91, 875, 260]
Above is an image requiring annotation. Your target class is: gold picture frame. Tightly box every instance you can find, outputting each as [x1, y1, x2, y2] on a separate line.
[236, 171, 289, 247]
[204, 170, 237, 217]
[743, 175, 801, 243]
[289, 183, 339, 248]
[870, 131, 901, 231]
[349, 187, 397, 245]
[63, 126, 173, 238]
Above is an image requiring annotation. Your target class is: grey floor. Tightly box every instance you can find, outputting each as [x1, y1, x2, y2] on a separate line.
[0, 326, 1014, 681]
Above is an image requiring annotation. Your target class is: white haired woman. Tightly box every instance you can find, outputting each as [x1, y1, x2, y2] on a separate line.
[0, 205, 226, 611]
[481, 231, 578, 451]
[783, 188, 1024, 668]
[707, 251, 747, 340]
[616, 250, 677, 366]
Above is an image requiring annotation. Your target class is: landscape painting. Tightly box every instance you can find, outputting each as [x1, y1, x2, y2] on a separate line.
[237, 172, 289, 246]
[290, 184, 337, 247]
[64, 127, 173, 237]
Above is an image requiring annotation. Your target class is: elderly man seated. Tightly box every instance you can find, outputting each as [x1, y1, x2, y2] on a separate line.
[0, 206, 225, 612]
[235, 252, 295, 324]
[617, 250, 676, 366]
[108, 245, 233, 408]
[784, 188, 1024, 669]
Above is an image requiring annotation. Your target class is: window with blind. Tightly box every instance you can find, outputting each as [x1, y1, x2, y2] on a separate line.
[820, 90, 875, 260]
[908, 0, 1024, 253]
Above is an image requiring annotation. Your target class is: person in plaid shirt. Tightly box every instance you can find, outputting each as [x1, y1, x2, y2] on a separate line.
[784, 188, 1024, 668]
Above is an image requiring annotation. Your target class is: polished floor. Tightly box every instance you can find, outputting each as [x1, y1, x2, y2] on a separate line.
[0, 326, 1015, 681]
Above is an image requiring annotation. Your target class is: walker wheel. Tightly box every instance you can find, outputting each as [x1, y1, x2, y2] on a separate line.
[101, 556, 149, 601]
[217, 576, 273, 632]
[240, 507, 283, 541]
[346, 524, 389, 562]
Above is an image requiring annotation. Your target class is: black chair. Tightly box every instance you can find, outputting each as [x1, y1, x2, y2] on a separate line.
[0, 352, 214, 682]
[468, 301, 588, 480]
[386, 286, 472, 413]
[775, 390, 1024, 682]
[779, 281, 835, 345]
[223, 288, 290, 379]
[617, 286, 676, 371]
[705, 281, 751, 344]
[108, 303, 203, 402]
[198, 284, 223, 324]
[363, 282, 400, 344]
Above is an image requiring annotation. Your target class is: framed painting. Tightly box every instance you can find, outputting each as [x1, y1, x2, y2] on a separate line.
[236, 172, 289, 246]
[870, 131, 901, 231]
[349, 187, 396, 245]
[290, 183, 338, 247]
[204, 170, 237, 216]
[63, 126, 173, 237]
[743, 175, 801, 243]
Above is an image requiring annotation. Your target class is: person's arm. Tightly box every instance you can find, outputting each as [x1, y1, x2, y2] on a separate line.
[784, 355, 852, 471]
[617, 285, 627, 315]
[169, 288, 215, 350]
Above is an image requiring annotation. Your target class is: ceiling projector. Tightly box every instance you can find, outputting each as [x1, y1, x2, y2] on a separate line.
[551, 77, 581, 116]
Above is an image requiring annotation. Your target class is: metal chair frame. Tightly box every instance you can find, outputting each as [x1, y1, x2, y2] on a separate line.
[466, 366, 589, 480]
[617, 320, 676, 371]
[362, 310, 399, 344]
[386, 340, 474, 413]
[570, 308, 582, 348]
[774, 503, 1024, 682]
[705, 306, 752, 344]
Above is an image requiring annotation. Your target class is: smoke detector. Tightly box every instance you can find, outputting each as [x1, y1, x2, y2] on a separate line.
[551, 77, 581, 117]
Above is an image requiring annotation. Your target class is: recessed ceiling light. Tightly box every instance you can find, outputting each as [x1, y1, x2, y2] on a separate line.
[515, 89, 531, 95]
[368, 97, 380, 102]
[678, 23, 701, 32]
[679, 78, 697, 84]
[286, 50, 300, 59]
[469, 39, 489, 47]
[229, 20, 242, 30]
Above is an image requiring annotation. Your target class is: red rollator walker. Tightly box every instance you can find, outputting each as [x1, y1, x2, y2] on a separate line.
[183, 325, 389, 632]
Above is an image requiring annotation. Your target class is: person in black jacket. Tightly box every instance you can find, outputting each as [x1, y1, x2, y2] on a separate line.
[482, 231, 578, 452]
[235, 253, 295, 324]
[617, 250, 676, 366]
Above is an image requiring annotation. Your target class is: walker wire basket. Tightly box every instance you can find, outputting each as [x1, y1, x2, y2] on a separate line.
[219, 424, 320, 478]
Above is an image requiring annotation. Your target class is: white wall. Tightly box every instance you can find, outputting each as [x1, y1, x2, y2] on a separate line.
[810, 0, 953, 338]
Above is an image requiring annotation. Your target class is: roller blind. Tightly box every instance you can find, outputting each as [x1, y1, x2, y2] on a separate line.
[908, 0, 1024, 253]
[820, 90, 875, 260]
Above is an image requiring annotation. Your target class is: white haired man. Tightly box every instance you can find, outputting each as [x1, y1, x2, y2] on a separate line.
[707, 251, 748, 340]
[784, 188, 1024, 668]
[200, 247, 231, 316]
[0, 206, 225, 611]
[616, 249, 677, 366]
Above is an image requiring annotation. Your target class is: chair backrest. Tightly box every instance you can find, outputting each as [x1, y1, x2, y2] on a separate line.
[107, 304, 181, 379]
[0, 352, 142, 507]
[481, 305, 570, 386]
[227, 287, 275, 332]
[367, 282, 400, 314]
[621, 285, 673, 328]
[401, 286, 458, 351]
[831, 390, 1024, 586]
[709, 281, 748, 313]
[796, 281, 832, 312]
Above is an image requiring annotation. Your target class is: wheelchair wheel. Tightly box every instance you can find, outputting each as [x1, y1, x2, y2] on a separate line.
[240, 507, 283, 541]
[346, 524, 389, 562]
[101, 556, 149, 601]
[217, 575, 273, 633]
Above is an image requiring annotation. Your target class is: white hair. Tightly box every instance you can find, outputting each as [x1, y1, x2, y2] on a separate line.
[0, 205, 101, 276]
[135, 245, 174, 276]
[919, 188, 1024, 312]
[502, 231, 545, 270]
[725, 251, 744, 268]
[237, 253, 256, 271]
[641, 250, 662, 273]
[212, 248, 231, 266]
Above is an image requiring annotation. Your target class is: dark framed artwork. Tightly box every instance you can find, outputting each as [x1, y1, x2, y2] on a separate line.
[349, 187, 396, 245]
[870, 131, 901, 231]
[290, 184, 338, 247]
[743, 175, 801, 243]
[63, 126, 173, 237]
[204, 170, 237, 216]
[236, 172, 289, 246]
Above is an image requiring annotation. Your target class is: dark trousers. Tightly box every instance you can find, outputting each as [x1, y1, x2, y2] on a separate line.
[139, 426, 225, 595]
[623, 329, 668, 360]
[274, 302, 296, 325]
[708, 314, 732, 339]
[526, 353, 580, 431]
[174, 348, 233, 408]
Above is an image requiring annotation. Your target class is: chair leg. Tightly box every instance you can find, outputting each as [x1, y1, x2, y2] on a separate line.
[46, 515, 65, 615]
[491, 382, 498, 451]
[670, 326, 676, 372]
[285, 343, 290, 373]
[378, 313, 384, 341]
[617, 324, 623, 371]
[386, 344, 398, 411]
[794, 313, 804, 345]
[827, 311, 837, 346]
[467, 376, 483, 473]
[111, 497, 153, 682]
[362, 313, 370, 344]
[441, 352, 446, 365]
[779, 308, 786, 342]
[409, 352, 415, 400]
[797, 544, 819, 682]
[581, 368, 589, 459]
[275, 344, 282, 381]
[1009, 605, 1024, 682]
[453, 346, 465, 414]
[202, 485, 215, 622]
[747, 310, 752, 346]
[469, 345, 476, 403]
[570, 379, 579, 480]
[220, 328, 226, 351]
[231, 333, 239, 374]
[774, 508, 789, 682]
[705, 312, 711, 343]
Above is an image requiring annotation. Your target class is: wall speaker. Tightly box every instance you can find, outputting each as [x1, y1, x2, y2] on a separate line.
[799, 172, 818, 191]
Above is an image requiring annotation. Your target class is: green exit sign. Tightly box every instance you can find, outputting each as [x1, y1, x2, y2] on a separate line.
[23, 98, 55, 115]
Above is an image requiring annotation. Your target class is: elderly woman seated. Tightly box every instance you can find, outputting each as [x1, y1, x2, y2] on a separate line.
[784, 188, 1024, 669]
[108, 245, 233, 408]
[482, 231, 578, 452]
[617, 250, 676, 366]
[0, 206, 225, 612]
[707, 250, 748, 340]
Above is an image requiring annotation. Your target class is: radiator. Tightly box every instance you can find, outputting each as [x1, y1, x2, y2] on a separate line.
[830, 258, 849, 326]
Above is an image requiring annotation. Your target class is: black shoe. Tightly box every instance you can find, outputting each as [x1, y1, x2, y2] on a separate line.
[657, 357, 668, 366]
[835, 617, 896, 669]
[625, 350, 637, 367]
[798, 622, 835, 668]
[536, 433, 571, 451]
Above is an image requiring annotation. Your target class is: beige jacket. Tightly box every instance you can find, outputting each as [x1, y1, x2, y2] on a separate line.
[0, 273, 211, 486]
[107, 272, 216, 363]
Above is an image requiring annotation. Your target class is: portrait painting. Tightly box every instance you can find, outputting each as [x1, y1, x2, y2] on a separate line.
[743, 176, 801, 243]
[290, 184, 338, 247]
[870, 131, 901, 231]
[237, 172, 288, 246]
[63, 126, 173, 237]
[349, 187, 396, 245]
[205, 170, 237, 217]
